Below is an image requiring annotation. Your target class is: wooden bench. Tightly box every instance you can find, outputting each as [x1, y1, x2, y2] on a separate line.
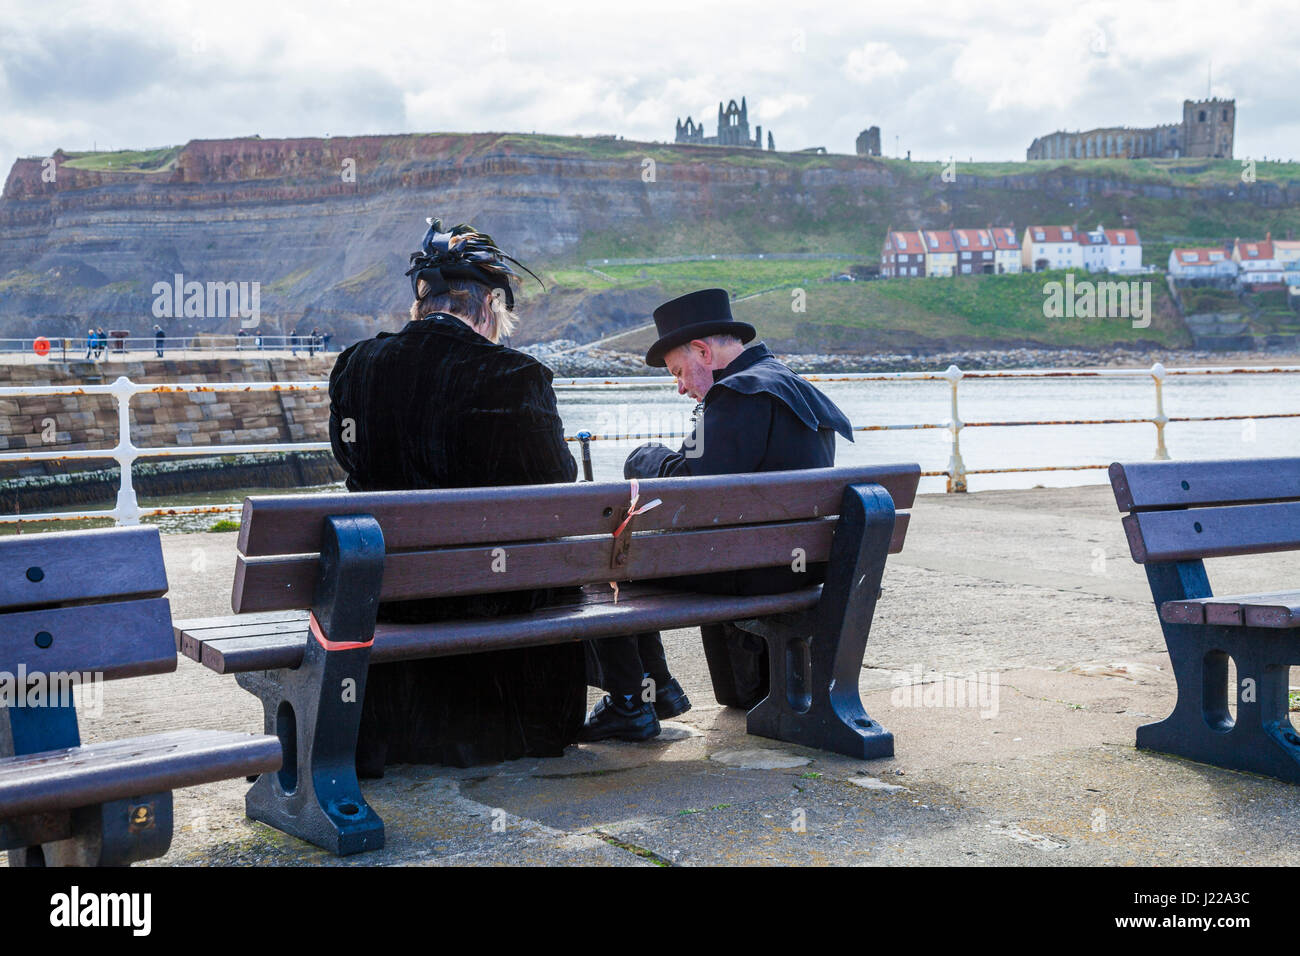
[174, 464, 920, 855]
[0, 527, 281, 866]
[1110, 456, 1300, 782]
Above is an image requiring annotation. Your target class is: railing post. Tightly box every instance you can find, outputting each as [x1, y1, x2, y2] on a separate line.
[1151, 362, 1170, 460]
[110, 376, 141, 526]
[944, 364, 967, 493]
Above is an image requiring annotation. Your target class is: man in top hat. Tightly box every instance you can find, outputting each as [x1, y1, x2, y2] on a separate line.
[580, 288, 855, 742]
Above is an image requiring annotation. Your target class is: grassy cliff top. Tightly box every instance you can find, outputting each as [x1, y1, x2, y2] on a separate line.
[32, 132, 1300, 188]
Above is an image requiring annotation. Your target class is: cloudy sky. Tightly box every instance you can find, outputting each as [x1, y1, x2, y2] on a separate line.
[1, 0, 1296, 179]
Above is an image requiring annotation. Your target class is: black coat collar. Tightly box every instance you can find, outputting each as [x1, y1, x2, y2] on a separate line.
[712, 342, 773, 383]
[396, 313, 494, 346]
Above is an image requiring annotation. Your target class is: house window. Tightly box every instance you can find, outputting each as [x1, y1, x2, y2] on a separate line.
[1034, 230, 1045, 241]
[958, 234, 969, 247]
[1209, 252, 1223, 261]
[928, 235, 938, 249]
[1116, 234, 1126, 244]
[1199, 110, 1207, 122]
[961, 265, 971, 274]
[899, 254, 908, 262]
[1062, 229, 1072, 240]
[961, 252, 970, 260]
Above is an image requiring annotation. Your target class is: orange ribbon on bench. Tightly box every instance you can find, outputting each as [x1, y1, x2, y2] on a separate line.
[610, 478, 663, 604]
[309, 611, 375, 652]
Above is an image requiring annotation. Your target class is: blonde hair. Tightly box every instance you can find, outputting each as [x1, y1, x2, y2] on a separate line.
[410, 276, 518, 343]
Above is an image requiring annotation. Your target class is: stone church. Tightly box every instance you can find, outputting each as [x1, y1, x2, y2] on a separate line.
[1026, 98, 1235, 160]
[675, 97, 775, 150]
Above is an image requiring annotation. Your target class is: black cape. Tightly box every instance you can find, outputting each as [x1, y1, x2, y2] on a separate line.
[624, 342, 854, 595]
[625, 342, 853, 479]
[328, 314, 586, 770]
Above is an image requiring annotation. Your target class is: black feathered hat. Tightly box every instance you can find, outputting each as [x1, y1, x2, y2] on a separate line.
[404, 218, 543, 310]
[645, 288, 755, 367]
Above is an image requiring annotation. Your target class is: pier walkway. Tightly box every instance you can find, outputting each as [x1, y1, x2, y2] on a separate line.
[23, 484, 1300, 867]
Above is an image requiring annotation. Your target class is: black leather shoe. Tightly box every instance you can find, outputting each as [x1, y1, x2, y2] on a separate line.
[650, 677, 692, 720]
[579, 694, 660, 742]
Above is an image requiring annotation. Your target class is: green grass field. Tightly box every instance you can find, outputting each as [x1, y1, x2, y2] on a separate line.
[603, 270, 1189, 353]
[543, 257, 858, 299]
[60, 146, 182, 173]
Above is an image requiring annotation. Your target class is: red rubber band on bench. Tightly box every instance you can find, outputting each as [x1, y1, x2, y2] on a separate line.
[309, 611, 374, 651]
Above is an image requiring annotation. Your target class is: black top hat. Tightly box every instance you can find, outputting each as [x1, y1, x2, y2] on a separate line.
[645, 289, 756, 367]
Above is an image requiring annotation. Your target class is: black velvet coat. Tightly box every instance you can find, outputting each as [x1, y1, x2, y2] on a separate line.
[328, 314, 585, 770]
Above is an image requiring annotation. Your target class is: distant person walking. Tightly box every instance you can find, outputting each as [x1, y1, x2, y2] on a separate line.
[322, 330, 332, 352]
[154, 324, 166, 358]
[309, 326, 321, 356]
[96, 327, 107, 359]
[290, 327, 299, 356]
[85, 328, 95, 360]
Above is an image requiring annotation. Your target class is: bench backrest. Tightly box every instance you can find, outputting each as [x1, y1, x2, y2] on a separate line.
[0, 527, 175, 682]
[1109, 457, 1300, 564]
[232, 465, 921, 613]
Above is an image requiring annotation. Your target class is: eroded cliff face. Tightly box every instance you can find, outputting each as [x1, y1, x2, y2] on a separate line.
[2, 133, 1295, 348]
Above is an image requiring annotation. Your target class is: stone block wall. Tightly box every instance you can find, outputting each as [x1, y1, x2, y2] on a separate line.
[0, 355, 337, 478]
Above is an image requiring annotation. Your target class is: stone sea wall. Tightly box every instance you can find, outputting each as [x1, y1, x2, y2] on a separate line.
[0, 355, 343, 510]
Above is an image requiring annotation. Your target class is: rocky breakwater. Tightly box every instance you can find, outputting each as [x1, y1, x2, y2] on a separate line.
[0, 354, 342, 514]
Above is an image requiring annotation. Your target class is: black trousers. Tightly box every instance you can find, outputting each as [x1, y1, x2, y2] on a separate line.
[589, 565, 820, 707]
[589, 631, 672, 699]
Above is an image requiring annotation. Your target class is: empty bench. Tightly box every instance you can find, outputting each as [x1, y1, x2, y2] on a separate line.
[174, 464, 920, 855]
[1110, 456, 1300, 783]
[0, 527, 281, 866]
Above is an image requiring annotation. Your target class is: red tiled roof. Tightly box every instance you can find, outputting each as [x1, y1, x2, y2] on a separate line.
[1172, 247, 1229, 265]
[921, 230, 956, 253]
[1236, 238, 1275, 260]
[1025, 225, 1078, 244]
[951, 228, 994, 250]
[886, 231, 925, 255]
[1104, 229, 1140, 246]
[991, 227, 1019, 250]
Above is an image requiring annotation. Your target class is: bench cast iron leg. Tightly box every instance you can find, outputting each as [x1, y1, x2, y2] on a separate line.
[1139, 561, 1300, 783]
[741, 483, 896, 759]
[240, 515, 386, 855]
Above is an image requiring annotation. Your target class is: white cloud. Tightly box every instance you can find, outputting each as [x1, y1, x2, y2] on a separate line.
[843, 42, 908, 85]
[1, 0, 1298, 177]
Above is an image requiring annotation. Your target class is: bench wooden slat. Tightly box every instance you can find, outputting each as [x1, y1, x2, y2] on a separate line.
[0, 527, 168, 611]
[232, 514, 908, 613]
[1161, 590, 1300, 628]
[237, 465, 921, 556]
[173, 615, 324, 663]
[1121, 502, 1300, 563]
[181, 584, 824, 673]
[1110, 458, 1300, 512]
[0, 729, 282, 820]
[0, 598, 176, 680]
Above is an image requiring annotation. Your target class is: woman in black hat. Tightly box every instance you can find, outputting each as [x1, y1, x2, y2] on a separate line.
[328, 218, 586, 771]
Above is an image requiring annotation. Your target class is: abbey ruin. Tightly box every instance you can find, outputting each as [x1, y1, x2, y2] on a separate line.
[674, 97, 775, 150]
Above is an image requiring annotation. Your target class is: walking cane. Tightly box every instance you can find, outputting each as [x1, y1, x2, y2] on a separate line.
[576, 431, 594, 482]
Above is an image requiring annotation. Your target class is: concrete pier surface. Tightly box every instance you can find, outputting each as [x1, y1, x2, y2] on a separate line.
[21, 484, 1300, 867]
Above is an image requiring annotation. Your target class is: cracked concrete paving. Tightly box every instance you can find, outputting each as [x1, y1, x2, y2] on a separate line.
[13, 483, 1300, 866]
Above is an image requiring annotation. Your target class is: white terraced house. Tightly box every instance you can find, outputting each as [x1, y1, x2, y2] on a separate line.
[1021, 225, 1084, 272]
[1167, 247, 1236, 281]
[1232, 235, 1285, 287]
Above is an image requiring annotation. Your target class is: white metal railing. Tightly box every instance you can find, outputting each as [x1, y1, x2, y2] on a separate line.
[0, 335, 335, 363]
[1, 363, 1298, 525]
